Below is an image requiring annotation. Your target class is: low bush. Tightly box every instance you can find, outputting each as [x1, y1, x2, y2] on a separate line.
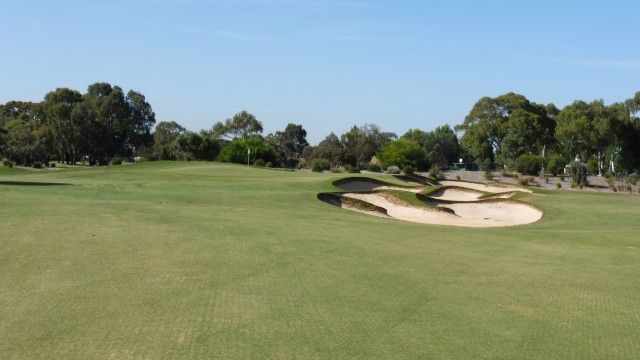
[310, 159, 329, 172]
[518, 176, 534, 186]
[367, 164, 381, 172]
[429, 166, 443, 180]
[606, 177, 615, 188]
[570, 161, 589, 187]
[586, 157, 598, 175]
[501, 169, 518, 178]
[253, 158, 266, 167]
[546, 154, 566, 176]
[556, 181, 562, 189]
[345, 165, 360, 173]
[265, 162, 273, 168]
[484, 170, 493, 181]
[109, 157, 122, 166]
[629, 174, 639, 185]
[2, 158, 15, 167]
[605, 170, 614, 180]
[31, 162, 43, 169]
[402, 166, 414, 175]
[386, 165, 400, 174]
[513, 154, 543, 175]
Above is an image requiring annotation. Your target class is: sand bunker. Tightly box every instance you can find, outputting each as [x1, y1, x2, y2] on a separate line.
[439, 180, 532, 194]
[332, 177, 425, 193]
[426, 186, 484, 202]
[321, 177, 542, 227]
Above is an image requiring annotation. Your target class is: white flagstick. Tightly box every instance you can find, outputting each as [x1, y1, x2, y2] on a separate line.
[247, 147, 251, 169]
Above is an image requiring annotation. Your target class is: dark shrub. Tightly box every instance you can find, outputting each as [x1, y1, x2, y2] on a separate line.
[402, 166, 414, 175]
[2, 158, 15, 167]
[31, 162, 43, 169]
[265, 162, 273, 168]
[570, 161, 589, 187]
[586, 157, 598, 175]
[546, 154, 566, 176]
[513, 154, 543, 175]
[109, 157, 122, 166]
[253, 158, 266, 167]
[367, 164, 381, 172]
[310, 159, 330, 172]
[345, 165, 360, 173]
[282, 157, 299, 169]
[484, 170, 493, 180]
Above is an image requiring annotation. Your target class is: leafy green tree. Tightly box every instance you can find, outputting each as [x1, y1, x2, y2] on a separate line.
[79, 83, 130, 164]
[456, 93, 554, 165]
[379, 138, 427, 171]
[266, 123, 309, 167]
[513, 154, 543, 175]
[423, 125, 460, 168]
[42, 88, 84, 164]
[212, 110, 263, 140]
[153, 121, 186, 160]
[305, 146, 355, 169]
[555, 100, 594, 163]
[174, 130, 220, 161]
[269, 123, 308, 159]
[317, 132, 342, 148]
[556, 100, 621, 176]
[341, 124, 396, 168]
[217, 137, 276, 164]
[611, 93, 640, 172]
[126, 90, 156, 154]
[545, 153, 567, 176]
[0, 102, 49, 165]
[2, 118, 49, 165]
[402, 128, 429, 147]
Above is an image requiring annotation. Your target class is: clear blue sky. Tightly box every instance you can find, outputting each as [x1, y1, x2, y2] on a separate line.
[1, 0, 639, 144]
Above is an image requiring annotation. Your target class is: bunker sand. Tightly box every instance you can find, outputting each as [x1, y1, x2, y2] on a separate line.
[322, 177, 542, 227]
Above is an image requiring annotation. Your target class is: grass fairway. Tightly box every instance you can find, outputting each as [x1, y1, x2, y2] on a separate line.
[1, 162, 639, 359]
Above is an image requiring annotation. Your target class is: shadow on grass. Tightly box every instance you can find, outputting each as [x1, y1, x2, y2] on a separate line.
[0, 181, 72, 186]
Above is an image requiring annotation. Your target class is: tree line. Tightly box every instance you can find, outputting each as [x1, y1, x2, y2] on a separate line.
[0, 83, 155, 166]
[2, 83, 639, 176]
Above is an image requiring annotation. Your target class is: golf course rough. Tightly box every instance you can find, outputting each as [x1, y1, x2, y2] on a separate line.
[3, 162, 640, 359]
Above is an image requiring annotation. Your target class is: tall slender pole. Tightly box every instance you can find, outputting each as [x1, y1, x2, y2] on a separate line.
[247, 147, 251, 169]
